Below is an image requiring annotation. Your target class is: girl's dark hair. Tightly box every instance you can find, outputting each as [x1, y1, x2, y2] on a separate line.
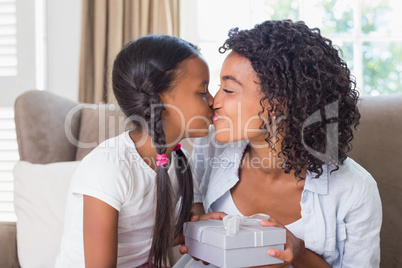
[219, 20, 360, 179]
[112, 35, 197, 267]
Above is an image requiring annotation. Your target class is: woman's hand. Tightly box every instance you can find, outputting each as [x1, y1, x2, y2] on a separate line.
[257, 217, 330, 268]
[250, 217, 304, 268]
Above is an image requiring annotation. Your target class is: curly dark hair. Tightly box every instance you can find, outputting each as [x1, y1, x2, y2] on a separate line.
[219, 20, 360, 179]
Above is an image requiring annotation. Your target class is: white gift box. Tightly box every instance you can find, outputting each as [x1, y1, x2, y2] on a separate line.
[183, 216, 286, 268]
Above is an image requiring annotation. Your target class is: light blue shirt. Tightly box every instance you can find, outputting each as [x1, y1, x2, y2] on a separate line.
[190, 132, 382, 268]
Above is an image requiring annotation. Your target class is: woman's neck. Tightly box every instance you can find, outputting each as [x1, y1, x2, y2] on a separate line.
[246, 138, 306, 181]
[245, 143, 283, 178]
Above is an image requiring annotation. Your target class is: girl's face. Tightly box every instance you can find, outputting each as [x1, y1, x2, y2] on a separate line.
[161, 56, 213, 142]
[213, 51, 267, 143]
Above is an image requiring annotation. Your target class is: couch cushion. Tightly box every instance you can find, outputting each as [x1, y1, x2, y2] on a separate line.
[350, 93, 402, 268]
[0, 222, 19, 268]
[13, 161, 80, 268]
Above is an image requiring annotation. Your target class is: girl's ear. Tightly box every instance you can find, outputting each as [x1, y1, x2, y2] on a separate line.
[158, 90, 176, 106]
[158, 93, 170, 120]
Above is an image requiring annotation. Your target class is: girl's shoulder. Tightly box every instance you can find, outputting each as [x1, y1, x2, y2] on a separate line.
[78, 131, 139, 177]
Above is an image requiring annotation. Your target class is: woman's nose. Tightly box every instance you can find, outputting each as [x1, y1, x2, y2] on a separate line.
[212, 89, 222, 110]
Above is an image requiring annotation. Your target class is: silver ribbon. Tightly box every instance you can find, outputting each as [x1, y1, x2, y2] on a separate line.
[196, 213, 270, 247]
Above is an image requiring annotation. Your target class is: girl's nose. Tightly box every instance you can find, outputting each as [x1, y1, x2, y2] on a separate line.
[207, 92, 214, 107]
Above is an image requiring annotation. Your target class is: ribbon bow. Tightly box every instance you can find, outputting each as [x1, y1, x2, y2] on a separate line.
[223, 213, 270, 236]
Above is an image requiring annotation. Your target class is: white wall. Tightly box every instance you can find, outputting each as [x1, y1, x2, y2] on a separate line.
[45, 0, 81, 102]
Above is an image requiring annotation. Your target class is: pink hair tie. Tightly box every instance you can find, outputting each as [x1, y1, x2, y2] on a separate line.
[156, 143, 181, 166]
[173, 143, 182, 152]
[156, 153, 168, 166]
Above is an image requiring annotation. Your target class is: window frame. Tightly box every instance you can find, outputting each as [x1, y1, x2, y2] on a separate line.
[0, 0, 44, 106]
[180, 0, 402, 96]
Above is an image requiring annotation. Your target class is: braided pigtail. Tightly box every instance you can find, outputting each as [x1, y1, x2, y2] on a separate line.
[174, 148, 193, 238]
[146, 94, 174, 267]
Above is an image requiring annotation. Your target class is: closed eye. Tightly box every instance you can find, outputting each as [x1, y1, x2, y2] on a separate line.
[223, 89, 234, 93]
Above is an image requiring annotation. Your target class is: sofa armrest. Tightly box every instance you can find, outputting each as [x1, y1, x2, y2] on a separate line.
[14, 89, 81, 164]
[0, 222, 20, 268]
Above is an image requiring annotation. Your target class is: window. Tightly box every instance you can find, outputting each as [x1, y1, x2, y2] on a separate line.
[0, 0, 44, 106]
[0, 0, 18, 222]
[0, 0, 44, 221]
[0, 107, 17, 221]
[0, 0, 17, 77]
[180, 0, 402, 96]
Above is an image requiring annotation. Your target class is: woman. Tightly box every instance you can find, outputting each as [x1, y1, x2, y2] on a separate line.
[179, 20, 382, 267]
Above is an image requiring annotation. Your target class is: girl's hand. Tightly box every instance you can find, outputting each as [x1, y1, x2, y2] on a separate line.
[179, 211, 227, 265]
[174, 212, 226, 246]
[192, 211, 227, 221]
[251, 217, 305, 268]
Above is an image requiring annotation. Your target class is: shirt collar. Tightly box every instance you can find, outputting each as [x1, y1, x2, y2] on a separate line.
[214, 136, 330, 195]
[216, 140, 249, 167]
[304, 165, 329, 195]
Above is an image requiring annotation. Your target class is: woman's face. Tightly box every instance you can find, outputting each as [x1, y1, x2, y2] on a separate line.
[213, 51, 267, 144]
[161, 55, 213, 143]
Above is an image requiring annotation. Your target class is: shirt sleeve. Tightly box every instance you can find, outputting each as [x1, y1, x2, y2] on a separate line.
[342, 174, 382, 267]
[191, 137, 209, 204]
[69, 150, 132, 211]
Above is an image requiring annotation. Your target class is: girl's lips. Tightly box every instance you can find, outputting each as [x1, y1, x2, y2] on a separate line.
[212, 114, 220, 123]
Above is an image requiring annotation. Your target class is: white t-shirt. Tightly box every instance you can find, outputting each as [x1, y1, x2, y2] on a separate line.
[55, 131, 180, 268]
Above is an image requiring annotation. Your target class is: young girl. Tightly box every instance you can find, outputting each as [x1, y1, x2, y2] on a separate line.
[56, 35, 214, 268]
[178, 20, 381, 267]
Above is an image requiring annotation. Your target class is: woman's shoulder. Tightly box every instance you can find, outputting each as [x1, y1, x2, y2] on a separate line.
[320, 157, 379, 206]
[329, 157, 377, 187]
[305, 157, 378, 201]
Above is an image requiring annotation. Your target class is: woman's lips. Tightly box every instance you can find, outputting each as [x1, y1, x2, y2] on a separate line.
[212, 114, 220, 123]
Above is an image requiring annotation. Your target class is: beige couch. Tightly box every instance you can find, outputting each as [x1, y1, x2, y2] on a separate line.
[0, 89, 401, 267]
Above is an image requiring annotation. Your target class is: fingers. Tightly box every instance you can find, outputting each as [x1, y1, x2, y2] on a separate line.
[190, 211, 227, 221]
[199, 211, 227, 221]
[190, 214, 199, 222]
[179, 246, 208, 264]
[179, 245, 188, 255]
[260, 217, 283, 228]
[267, 248, 293, 263]
[260, 219, 276, 227]
[173, 233, 185, 246]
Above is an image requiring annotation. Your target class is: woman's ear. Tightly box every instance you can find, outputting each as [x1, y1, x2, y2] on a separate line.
[261, 96, 287, 116]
